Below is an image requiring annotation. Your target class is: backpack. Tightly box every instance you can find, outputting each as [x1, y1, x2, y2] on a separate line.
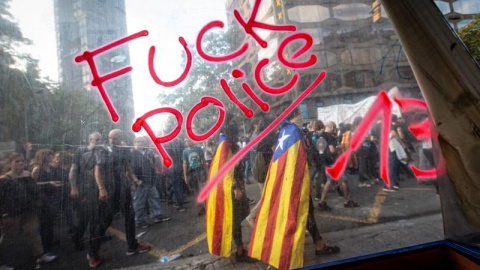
[305, 131, 322, 167]
[252, 151, 268, 183]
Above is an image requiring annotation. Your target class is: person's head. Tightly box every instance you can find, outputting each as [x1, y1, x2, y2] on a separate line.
[184, 138, 195, 149]
[31, 149, 53, 168]
[352, 116, 363, 132]
[133, 136, 148, 150]
[88, 132, 102, 147]
[391, 114, 398, 124]
[2, 153, 25, 174]
[52, 151, 73, 169]
[325, 121, 336, 133]
[312, 120, 325, 132]
[345, 123, 352, 131]
[108, 129, 123, 146]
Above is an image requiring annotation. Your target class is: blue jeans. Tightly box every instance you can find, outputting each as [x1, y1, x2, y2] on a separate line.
[168, 169, 184, 207]
[387, 151, 401, 188]
[133, 182, 163, 223]
[244, 159, 251, 183]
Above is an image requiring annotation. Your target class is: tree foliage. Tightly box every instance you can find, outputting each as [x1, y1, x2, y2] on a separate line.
[158, 27, 246, 135]
[458, 16, 480, 63]
[0, 0, 113, 153]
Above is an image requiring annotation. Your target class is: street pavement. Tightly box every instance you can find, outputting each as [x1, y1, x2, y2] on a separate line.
[13, 172, 443, 270]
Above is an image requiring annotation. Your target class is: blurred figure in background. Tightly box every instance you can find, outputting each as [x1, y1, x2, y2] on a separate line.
[131, 137, 170, 228]
[1, 153, 57, 269]
[31, 149, 62, 258]
[51, 151, 74, 234]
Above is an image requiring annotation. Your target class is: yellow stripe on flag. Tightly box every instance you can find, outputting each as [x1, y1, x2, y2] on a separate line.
[206, 144, 221, 254]
[269, 142, 301, 268]
[250, 159, 278, 259]
[206, 141, 234, 257]
[220, 154, 233, 256]
[289, 165, 310, 269]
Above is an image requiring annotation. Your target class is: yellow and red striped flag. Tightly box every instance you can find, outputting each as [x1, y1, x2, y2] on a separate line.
[206, 134, 234, 257]
[249, 121, 310, 270]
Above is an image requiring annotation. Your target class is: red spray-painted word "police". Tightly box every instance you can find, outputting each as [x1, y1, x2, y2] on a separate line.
[75, 0, 440, 203]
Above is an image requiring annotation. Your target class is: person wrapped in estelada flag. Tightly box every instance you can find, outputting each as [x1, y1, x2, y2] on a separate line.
[206, 114, 256, 263]
[249, 108, 340, 270]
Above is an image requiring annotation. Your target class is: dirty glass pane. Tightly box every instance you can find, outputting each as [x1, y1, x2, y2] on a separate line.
[1, 0, 478, 269]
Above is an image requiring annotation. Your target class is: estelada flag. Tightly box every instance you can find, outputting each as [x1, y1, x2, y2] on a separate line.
[206, 134, 234, 257]
[249, 120, 310, 270]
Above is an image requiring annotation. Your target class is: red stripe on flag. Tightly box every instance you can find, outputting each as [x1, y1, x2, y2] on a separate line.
[211, 142, 229, 255]
[278, 142, 307, 270]
[248, 158, 272, 257]
[261, 152, 288, 263]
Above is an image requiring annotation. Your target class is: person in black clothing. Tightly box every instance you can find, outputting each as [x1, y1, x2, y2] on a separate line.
[304, 120, 327, 200]
[318, 121, 360, 210]
[131, 136, 170, 228]
[0, 153, 57, 269]
[69, 132, 108, 267]
[51, 151, 74, 234]
[97, 129, 151, 256]
[165, 137, 186, 211]
[31, 149, 62, 258]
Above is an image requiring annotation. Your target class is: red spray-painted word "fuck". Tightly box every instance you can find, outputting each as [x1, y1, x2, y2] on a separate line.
[75, 0, 440, 202]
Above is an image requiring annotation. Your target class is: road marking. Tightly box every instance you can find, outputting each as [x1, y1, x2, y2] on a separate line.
[164, 233, 207, 257]
[400, 187, 434, 191]
[366, 189, 387, 223]
[316, 189, 387, 224]
[316, 213, 373, 224]
[107, 227, 207, 258]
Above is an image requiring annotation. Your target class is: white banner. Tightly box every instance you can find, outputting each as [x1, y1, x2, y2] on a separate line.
[316, 87, 402, 124]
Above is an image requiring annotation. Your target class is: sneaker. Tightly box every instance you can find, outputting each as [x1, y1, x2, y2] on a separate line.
[317, 201, 332, 211]
[383, 188, 396, 192]
[344, 200, 360, 208]
[315, 245, 340, 256]
[136, 222, 149, 229]
[314, 197, 320, 201]
[37, 253, 57, 264]
[358, 183, 366, 187]
[126, 244, 151, 256]
[87, 255, 104, 268]
[235, 250, 256, 263]
[248, 199, 255, 205]
[393, 185, 400, 190]
[175, 205, 186, 212]
[153, 215, 171, 223]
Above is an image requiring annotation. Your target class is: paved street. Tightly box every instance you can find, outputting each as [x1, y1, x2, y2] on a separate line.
[13, 173, 442, 270]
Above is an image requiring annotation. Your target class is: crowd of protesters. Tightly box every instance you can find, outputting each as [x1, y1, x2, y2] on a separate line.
[0, 109, 434, 269]
[0, 128, 225, 269]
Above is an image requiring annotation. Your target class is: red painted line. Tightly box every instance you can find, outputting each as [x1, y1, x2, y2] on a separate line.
[197, 70, 326, 202]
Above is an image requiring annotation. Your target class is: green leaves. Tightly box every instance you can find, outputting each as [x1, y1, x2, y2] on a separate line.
[458, 16, 480, 63]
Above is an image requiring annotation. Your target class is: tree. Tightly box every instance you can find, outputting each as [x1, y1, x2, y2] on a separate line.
[458, 16, 480, 64]
[158, 26, 247, 135]
[0, 0, 113, 153]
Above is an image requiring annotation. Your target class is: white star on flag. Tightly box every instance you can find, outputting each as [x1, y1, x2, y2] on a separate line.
[276, 130, 290, 151]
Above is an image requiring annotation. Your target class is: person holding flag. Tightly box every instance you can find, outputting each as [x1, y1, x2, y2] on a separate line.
[248, 107, 340, 270]
[206, 114, 256, 263]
